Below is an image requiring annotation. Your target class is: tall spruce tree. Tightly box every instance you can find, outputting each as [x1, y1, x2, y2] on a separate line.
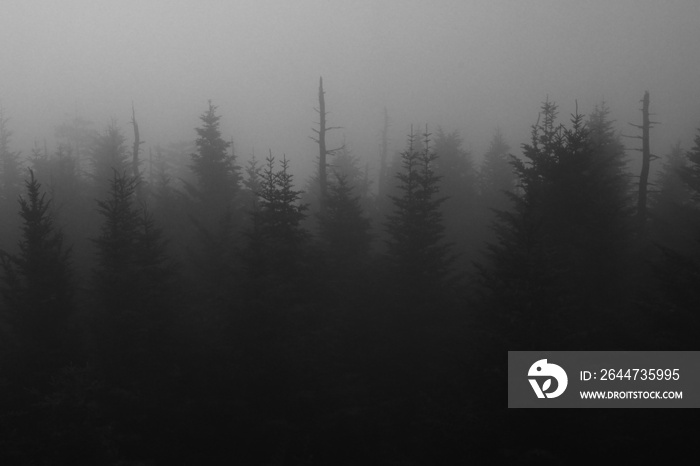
[0, 109, 23, 250]
[188, 101, 240, 216]
[432, 129, 478, 270]
[93, 171, 174, 383]
[479, 129, 516, 213]
[649, 129, 700, 347]
[386, 128, 453, 300]
[650, 143, 699, 253]
[242, 155, 262, 209]
[244, 153, 308, 302]
[318, 173, 372, 274]
[681, 128, 700, 199]
[0, 170, 74, 371]
[476, 129, 517, 259]
[90, 122, 129, 196]
[184, 102, 242, 303]
[480, 101, 633, 348]
[0, 108, 22, 201]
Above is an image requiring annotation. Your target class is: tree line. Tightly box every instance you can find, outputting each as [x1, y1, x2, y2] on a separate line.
[0, 86, 698, 463]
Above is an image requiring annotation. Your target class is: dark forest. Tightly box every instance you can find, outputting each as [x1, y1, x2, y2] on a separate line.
[3, 3, 700, 464]
[1, 79, 699, 464]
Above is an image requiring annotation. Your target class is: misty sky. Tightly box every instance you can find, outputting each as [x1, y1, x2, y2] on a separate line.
[2, 0, 700, 179]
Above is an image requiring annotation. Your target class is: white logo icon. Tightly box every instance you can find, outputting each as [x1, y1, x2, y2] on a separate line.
[528, 359, 568, 398]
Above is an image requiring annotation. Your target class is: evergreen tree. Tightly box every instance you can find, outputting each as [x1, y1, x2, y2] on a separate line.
[0, 108, 22, 200]
[29, 142, 50, 182]
[55, 112, 96, 171]
[318, 173, 372, 273]
[184, 102, 242, 306]
[476, 129, 517, 261]
[386, 128, 453, 300]
[655, 143, 692, 205]
[681, 128, 700, 199]
[0, 170, 74, 371]
[48, 144, 84, 208]
[244, 153, 308, 300]
[242, 155, 262, 212]
[587, 102, 631, 207]
[0, 108, 23, 250]
[480, 101, 633, 347]
[43, 143, 95, 274]
[302, 142, 373, 230]
[148, 146, 177, 212]
[649, 130, 700, 347]
[331, 143, 370, 195]
[93, 173, 141, 307]
[90, 122, 129, 195]
[432, 128, 477, 267]
[479, 129, 516, 213]
[649, 143, 698, 253]
[188, 101, 240, 215]
[92, 171, 175, 383]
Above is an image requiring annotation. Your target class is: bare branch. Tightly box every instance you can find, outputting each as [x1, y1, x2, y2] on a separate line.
[327, 143, 345, 155]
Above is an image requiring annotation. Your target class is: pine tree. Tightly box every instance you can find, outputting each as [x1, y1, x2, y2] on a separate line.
[0, 107, 22, 200]
[386, 128, 453, 299]
[0, 108, 23, 249]
[29, 142, 50, 182]
[655, 143, 691, 205]
[476, 129, 517, 261]
[244, 153, 308, 300]
[184, 102, 242, 305]
[479, 129, 516, 213]
[432, 129, 477, 267]
[649, 143, 697, 253]
[648, 130, 700, 348]
[55, 112, 96, 171]
[94, 172, 141, 300]
[587, 102, 631, 210]
[92, 171, 175, 382]
[0, 170, 74, 369]
[681, 128, 700, 199]
[188, 101, 240, 214]
[90, 122, 129, 195]
[44, 143, 94, 270]
[480, 101, 633, 347]
[242, 155, 262, 212]
[303, 142, 373, 227]
[318, 173, 372, 272]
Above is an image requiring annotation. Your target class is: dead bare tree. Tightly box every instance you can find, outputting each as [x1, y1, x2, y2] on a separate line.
[310, 77, 342, 213]
[131, 102, 145, 200]
[379, 107, 389, 199]
[625, 91, 659, 228]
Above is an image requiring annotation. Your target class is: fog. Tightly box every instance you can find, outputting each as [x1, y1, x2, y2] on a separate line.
[3, 0, 700, 176]
[3, 2, 700, 463]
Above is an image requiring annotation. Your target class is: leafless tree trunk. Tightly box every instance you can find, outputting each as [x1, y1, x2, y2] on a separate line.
[310, 77, 341, 213]
[628, 91, 658, 227]
[131, 102, 144, 200]
[379, 107, 389, 199]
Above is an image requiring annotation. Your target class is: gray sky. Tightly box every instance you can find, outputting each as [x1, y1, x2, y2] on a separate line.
[2, 0, 700, 179]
